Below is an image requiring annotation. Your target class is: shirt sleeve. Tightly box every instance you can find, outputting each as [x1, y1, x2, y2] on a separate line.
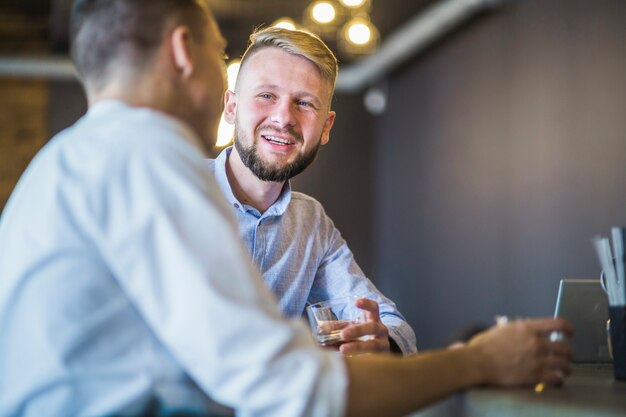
[87, 135, 349, 416]
[308, 208, 418, 355]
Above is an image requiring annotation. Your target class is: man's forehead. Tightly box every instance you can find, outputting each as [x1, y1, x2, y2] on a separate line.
[244, 48, 320, 78]
[239, 48, 334, 106]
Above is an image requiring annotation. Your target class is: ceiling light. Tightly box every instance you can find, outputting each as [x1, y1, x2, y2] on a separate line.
[339, 0, 367, 7]
[272, 17, 297, 31]
[338, 16, 379, 55]
[346, 20, 372, 45]
[311, 1, 336, 24]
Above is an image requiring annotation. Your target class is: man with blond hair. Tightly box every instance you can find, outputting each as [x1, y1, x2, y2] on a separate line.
[0, 1, 573, 417]
[211, 27, 417, 355]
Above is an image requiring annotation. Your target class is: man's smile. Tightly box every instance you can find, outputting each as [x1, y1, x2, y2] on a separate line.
[262, 134, 295, 146]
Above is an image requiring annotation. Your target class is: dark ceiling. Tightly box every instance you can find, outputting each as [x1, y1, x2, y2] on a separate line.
[0, 0, 437, 63]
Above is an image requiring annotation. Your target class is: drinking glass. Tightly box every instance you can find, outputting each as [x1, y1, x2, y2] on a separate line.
[306, 296, 366, 349]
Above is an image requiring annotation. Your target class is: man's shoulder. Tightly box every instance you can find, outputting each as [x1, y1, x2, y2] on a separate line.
[290, 191, 322, 207]
[287, 191, 329, 218]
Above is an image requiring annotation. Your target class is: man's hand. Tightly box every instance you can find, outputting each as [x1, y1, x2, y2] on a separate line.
[467, 317, 574, 387]
[339, 298, 391, 355]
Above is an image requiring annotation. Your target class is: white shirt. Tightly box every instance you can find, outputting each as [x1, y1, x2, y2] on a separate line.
[0, 101, 347, 417]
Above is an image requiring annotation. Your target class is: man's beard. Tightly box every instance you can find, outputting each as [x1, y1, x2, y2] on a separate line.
[234, 127, 321, 182]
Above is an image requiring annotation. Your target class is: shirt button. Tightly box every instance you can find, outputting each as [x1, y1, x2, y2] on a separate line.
[233, 203, 239, 209]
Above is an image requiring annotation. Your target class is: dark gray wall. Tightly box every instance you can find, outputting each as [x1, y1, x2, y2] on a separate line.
[374, 0, 626, 348]
[49, 81, 87, 136]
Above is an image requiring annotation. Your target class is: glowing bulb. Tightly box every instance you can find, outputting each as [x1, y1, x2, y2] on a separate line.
[311, 2, 336, 24]
[347, 22, 371, 45]
[272, 18, 296, 31]
[339, 0, 366, 7]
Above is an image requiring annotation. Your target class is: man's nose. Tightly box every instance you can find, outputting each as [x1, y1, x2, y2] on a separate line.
[270, 100, 296, 128]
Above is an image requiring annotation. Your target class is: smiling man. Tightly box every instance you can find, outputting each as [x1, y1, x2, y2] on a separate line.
[209, 27, 417, 355]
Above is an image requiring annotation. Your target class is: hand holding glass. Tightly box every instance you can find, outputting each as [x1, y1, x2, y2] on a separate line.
[306, 297, 366, 349]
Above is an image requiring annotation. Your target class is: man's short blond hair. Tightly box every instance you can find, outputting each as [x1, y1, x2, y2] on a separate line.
[238, 27, 338, 94]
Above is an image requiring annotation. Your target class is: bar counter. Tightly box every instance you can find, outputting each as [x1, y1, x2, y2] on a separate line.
[407, 365, 626, 417]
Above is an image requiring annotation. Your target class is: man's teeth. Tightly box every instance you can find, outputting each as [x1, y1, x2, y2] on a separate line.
[265, 135, 290, 145]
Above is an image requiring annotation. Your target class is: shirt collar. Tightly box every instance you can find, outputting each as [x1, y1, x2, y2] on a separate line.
[213, 147, 292, 217]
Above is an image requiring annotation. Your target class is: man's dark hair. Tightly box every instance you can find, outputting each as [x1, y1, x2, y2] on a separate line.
[70, 0, 208, 90]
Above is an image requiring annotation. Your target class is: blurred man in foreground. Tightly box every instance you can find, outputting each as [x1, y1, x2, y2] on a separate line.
[0, 1, 573, 416]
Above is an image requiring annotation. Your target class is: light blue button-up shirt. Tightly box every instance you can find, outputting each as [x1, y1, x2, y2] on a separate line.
[0, 101, 347, 417]
[208, 148, 417, 354]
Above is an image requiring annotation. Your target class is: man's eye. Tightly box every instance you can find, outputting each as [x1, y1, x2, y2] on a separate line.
[298, 101, 312, 107]
[260, 94, 273, 99]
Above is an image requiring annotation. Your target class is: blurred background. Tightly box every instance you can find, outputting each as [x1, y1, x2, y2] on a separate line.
[1, 0, 625, 349]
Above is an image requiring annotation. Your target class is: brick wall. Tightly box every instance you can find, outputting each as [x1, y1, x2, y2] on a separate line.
[0, 6, 52, 212]
[0, 78, 49, 211]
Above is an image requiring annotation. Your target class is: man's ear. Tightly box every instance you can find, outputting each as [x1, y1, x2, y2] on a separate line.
[223, 89, 237, 124]
[320, 110, 336, 146]
[170, 26, 194, 78]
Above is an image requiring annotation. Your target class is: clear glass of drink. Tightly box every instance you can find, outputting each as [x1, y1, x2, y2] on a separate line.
[306, 296, 366, 349]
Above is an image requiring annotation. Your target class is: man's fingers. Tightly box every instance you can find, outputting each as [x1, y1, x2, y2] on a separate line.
[467, 318, 575, 387]
[544, 356, 571, 376]
[539, 362, 570, 386]
[355, 298, 380, 320]
[527, 317, 574, 338]
[341, 321, 387, 340]
[337, 298, 391, 355]
[546, 340, 573, 359]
